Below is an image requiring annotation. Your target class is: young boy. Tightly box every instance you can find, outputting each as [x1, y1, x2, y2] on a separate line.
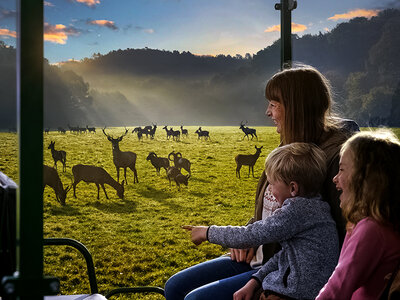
[183, 143, 339, 300]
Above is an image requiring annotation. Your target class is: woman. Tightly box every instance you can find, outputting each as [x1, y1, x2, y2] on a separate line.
[164, 65, 359, 300]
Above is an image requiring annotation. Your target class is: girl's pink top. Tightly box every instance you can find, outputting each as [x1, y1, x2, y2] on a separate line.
[316, 217, 400, 300]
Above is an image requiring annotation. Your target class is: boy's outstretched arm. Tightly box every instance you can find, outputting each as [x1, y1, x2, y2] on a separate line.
[182, 225, 209, 245]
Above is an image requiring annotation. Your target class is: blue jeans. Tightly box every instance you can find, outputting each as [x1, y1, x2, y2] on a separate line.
[164, 256, 257, 300]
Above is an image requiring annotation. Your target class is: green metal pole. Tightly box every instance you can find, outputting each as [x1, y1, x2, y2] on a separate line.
[17, 0, 43, 299]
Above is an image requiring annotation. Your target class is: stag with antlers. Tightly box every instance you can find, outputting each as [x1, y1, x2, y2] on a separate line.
[240, 121, 258, 140]
[103, 127, 139, 184]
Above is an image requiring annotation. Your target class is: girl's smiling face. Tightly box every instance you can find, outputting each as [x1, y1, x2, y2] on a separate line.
[333, 148, 355, 208]
[266, 100, 285, 134]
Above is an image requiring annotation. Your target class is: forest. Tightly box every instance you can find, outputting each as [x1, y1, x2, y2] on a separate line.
[0, 8, 399, 129]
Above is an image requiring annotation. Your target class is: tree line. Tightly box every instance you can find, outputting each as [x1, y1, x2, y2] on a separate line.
[0, 8, 399, 129]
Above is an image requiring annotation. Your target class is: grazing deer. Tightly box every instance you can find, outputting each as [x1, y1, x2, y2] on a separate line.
[240, 121, 258, 140]
[86, 125, 96, 133]
[195, 127, 210, 140]
[48, 141, 67, 172]
[146, 152, 170, 175]
[103, 127, 139, 184]
[167, 166, 190, 190]
[235, 146, 263, 178]
[43, 165, 71, 205]
[180, 126, 188, 137]
[44, 128, 50, 134]
[72, 164, 124, 200]
[132, 127, 144, 141]
[57, 127, 66, 134]
[168, 151, 191, 175]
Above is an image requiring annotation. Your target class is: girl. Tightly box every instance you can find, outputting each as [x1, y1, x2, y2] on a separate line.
[317, 130, 400, 299]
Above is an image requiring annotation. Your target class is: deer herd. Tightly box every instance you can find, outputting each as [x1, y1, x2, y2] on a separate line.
[43, 122, 262, 205]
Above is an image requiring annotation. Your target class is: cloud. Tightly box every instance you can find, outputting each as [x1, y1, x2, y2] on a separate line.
[44, 23, 80, 44]
[44, 1, 55, 7]
[328, 9, 380, 21]
[88, 19, 118, 30]
[0, 8, 17, 20]
[264, 23, 307, 33]
[0, 28, 16, 38]
[73, 0, 100, 7]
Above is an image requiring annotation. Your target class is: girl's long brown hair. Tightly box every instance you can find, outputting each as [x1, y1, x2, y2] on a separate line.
[341, 130, 400, 232]
[265, 65, 338, 145]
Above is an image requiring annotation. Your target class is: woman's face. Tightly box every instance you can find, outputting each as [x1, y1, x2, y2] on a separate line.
[266, 100, 285, 134]
[333, 148, 354, 208]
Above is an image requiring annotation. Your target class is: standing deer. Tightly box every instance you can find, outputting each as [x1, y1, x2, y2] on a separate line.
[43, 165, 71, 205]
[180, 126, 188, 137]
[235, 146, 263, 178]
[103, 127, 139, 184]
[195, 127, 210, 140]
[48, 141, 67, 172]
[72, 164, 124, 200]
[240, 121, 258, 140]
[168, 151, 191, 175]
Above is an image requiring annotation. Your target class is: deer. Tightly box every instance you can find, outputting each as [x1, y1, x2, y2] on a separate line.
[149, 123, 157, 139]
[48, 141, 67, 172]
[43, 165, 71, 205]
[72, 164, 124, 200]
[168, 151, 191, 175]
[167, 166, 190, 190]
[86, 125, 96, 133]
[103, 127, 139, 184]
[132, 127, 144, 141]
[240, 121, 258, 140]
[180, 126, 188, 137]
[146, 152, 170, 175]
[235, 146, 263, 178]
[163, 126, 173, 140]
[195, 127, 210, 140]
[57, 127, 66, 134]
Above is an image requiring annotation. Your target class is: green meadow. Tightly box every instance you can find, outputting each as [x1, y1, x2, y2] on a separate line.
[0, 126, 279, 299]
[1, 126, 399, 299]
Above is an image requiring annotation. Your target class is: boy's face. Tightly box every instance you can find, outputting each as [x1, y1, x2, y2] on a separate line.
[267, 175, 293, 206]
[333, 148, 354, 208]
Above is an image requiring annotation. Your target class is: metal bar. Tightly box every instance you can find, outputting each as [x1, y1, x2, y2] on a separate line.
[276, 0, 294, 69]
[17, 0, 44, 299]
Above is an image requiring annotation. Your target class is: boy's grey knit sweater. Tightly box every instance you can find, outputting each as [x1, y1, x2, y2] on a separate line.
[208, 196, 339, 300]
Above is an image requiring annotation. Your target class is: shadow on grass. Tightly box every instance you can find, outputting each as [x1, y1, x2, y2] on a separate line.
[89, 198, 138, 214]
[48, 205, 81, 216]
[137, 185, 174, 200]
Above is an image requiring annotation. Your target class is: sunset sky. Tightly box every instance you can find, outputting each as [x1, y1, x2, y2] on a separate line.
[0, 0, 398, 63]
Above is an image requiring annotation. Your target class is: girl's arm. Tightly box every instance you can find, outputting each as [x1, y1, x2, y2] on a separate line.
[316, 219, 384, 299]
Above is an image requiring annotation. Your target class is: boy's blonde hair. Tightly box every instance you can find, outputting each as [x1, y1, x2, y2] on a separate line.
[265, 142, 327, 197]
[340, 129, 400, 232]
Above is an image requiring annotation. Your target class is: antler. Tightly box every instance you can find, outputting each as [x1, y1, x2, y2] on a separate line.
[168, 152, 175, 161]
[102, 127, 112, 140]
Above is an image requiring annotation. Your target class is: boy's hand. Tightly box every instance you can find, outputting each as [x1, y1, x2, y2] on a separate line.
[182, 225, 208, 245]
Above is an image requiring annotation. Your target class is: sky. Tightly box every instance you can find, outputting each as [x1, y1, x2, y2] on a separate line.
[1, 0, 399, 64]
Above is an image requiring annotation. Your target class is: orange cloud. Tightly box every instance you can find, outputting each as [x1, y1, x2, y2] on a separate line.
[88, 19, 118, 30]
[265, 23, 307, 33]
[0, 28, 17, 38]
[44, 23, 80, 44]
[75, 0, 100, 7]
[328, 9, 380, 21]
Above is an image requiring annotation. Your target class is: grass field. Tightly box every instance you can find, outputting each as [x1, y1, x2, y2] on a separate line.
[0, 126, 280, 299]
[2, 126, 399, 299]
